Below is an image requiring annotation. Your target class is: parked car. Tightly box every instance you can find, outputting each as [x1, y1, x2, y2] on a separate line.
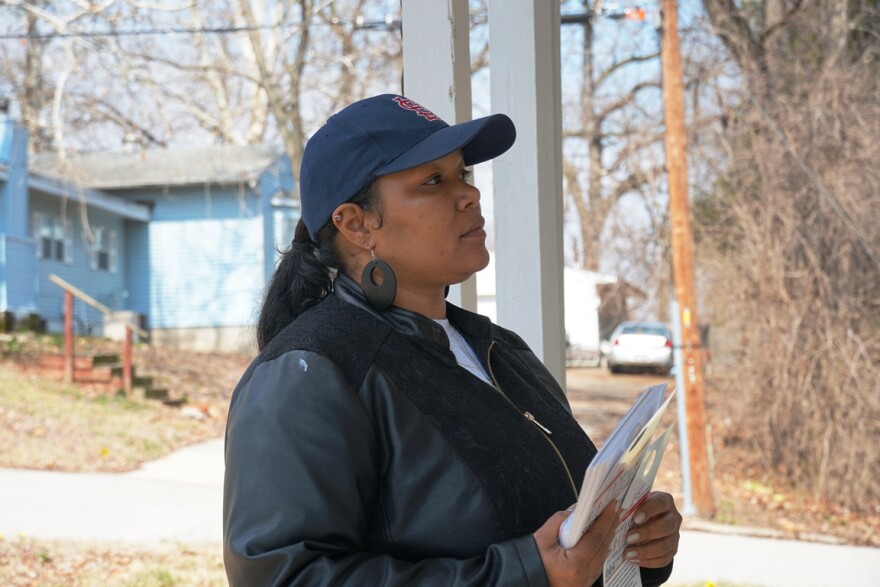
[606, 321, 674, 375]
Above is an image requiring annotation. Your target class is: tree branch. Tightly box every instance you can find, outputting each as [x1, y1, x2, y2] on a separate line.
[594, 51, 660, 90]
[70, 92, 168, 147]
[610, 165, 666, 203]
[595, 80, 661, 124]
[700, 0, 767, 76]
[760, 0, 805, 43]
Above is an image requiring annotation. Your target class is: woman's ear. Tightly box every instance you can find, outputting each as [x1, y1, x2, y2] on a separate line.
[332, 203, 373, 250]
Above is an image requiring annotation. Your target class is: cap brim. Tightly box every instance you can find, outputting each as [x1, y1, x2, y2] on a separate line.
[374, 113, 516, 175]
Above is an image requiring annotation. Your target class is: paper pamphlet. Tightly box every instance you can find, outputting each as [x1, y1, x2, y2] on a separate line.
[603, 426, 672, 587]
[558, 383, 675, 587]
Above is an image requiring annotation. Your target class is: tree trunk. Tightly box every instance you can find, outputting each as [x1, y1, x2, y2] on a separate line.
[23, 9, 46, 152]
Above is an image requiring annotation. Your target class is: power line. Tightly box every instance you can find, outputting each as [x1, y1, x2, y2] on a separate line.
[0, 7, 648, 41]
[0, 16, 400, 41]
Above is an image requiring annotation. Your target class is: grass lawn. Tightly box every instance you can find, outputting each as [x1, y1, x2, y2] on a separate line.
[0, 365, 223, 472]
[0, 537, 226, 587]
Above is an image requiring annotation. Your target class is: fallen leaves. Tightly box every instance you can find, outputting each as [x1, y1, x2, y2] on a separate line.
[0, 537, 226, 587]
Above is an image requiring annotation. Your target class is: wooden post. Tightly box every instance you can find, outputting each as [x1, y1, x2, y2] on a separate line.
[123, 326, 133, 396]
[660, 0, 714, 517]
[64, 290, 74, 383]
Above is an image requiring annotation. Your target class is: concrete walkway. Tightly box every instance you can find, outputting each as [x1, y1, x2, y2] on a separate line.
[0, 439, 224, 543]
[2, 439, 878, 586]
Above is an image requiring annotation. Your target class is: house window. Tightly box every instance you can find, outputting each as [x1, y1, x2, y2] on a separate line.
[90, 227, 118, 273]
[33, 213, 73, 264]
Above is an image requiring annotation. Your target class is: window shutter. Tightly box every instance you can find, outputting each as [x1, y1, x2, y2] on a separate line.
[63, 220, 74, 265]
[109, 230, 118, 274]
[89, 236, 97, 270]
[33, 213, 44, 259]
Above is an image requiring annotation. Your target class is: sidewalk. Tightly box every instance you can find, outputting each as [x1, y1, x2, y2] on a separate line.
[0, 439, 224, 543]
[669, 529, 880, 587]
[2, 439, 879, 586]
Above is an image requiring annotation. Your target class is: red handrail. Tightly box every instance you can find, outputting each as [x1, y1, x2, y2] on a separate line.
[49, 274, 148, 396]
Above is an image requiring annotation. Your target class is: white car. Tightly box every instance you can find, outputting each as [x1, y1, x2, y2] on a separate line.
[606, 321, 674, 375]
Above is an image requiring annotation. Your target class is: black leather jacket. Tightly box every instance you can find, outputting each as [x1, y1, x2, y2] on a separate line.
[223, 275, 673, 586]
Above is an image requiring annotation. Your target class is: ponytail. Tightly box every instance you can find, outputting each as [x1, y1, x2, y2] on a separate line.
[257, 220, 335, 350]
[256, 179, 381, 351]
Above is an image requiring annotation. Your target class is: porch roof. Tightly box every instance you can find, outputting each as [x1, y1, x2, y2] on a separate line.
[26, 171, 150, 222]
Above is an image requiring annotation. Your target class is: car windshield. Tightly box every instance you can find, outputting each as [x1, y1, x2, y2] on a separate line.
[620, 324, 668, 337]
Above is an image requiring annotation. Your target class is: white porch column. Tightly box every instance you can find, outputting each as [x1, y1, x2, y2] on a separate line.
[400, 0, 477, 311]
[487, 0, 567, 387]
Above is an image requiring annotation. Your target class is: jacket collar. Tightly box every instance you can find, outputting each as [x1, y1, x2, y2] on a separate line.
[332, 272, 495, 347]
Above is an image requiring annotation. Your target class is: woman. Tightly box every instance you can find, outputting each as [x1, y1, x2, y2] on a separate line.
[223, 94, 681, 586]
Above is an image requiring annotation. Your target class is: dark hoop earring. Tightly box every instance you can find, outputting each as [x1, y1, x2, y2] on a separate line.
[361, 250, 397, 311]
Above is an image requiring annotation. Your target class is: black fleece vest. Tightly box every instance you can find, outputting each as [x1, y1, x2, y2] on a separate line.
[258, 294, 597, 539]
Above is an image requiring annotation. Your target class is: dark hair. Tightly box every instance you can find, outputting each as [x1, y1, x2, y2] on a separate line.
[256, 180, 381, 350]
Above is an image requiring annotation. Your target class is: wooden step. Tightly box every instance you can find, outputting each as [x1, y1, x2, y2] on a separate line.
[110, 365, 137, 378]
[144, 388, 169, 400]
[72, 366, 116, 383]
[24, 352, 170, 400]
[92, 354, 121, 365]
[79, 379, 125, 394]
[36, 354, 120, 370]
[38, 355, 95, 370]
[133, 375, 153, 388]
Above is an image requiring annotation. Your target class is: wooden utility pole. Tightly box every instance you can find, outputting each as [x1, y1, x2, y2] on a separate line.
[660, 0, 715, 517]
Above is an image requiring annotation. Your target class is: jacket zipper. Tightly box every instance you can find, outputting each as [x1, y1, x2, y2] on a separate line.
[486, 340, 579, 500]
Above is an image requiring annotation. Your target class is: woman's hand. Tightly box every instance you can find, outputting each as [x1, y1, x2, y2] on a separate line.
[623, 491, 681, 568]
[533, 500, 620, 587]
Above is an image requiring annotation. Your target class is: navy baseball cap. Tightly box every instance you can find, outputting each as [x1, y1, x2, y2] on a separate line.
[300, 94, 516, 240]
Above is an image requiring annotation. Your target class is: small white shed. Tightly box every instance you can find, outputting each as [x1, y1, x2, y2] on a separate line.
[477, 252, 618, 365]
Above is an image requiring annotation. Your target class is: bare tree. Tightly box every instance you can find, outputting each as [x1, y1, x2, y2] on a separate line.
[561, 4, 665, 272]
[0, 0, 403, 177]
[560, 1, 730, 328]
[236, 0, 312, 174]
[0, 0, 126, 153]
[19, 2, 50, 151]
[692, 0, 880, 510]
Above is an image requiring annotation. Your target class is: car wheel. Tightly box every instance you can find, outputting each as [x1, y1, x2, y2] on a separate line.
[609, 365, 622, 375]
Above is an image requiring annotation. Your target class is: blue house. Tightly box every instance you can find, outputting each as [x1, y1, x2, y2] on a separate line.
[0, 118, 298, 353]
